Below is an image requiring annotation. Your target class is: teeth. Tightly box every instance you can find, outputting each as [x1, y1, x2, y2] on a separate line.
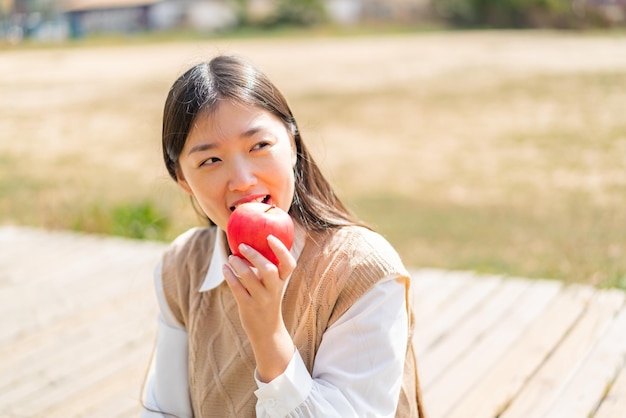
[232, 195, 268, 210]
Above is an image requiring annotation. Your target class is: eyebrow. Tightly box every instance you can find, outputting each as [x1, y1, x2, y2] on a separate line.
[187, 142, 217, 156]
[186, 126, 264, 156]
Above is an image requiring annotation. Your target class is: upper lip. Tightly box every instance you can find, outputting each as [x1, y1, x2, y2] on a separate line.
[229, 194, 269, 211]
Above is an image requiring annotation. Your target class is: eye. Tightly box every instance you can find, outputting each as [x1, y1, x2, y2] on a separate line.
[251, 141, 271, 151]
[199, 157, 221, 167]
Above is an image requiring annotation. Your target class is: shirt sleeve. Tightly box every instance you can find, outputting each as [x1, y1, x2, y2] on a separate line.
[141, 262, 193, 418]
[254, 275, 409, 418]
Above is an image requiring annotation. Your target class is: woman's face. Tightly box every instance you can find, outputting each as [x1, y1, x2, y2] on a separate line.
[176, 100, 297, 231]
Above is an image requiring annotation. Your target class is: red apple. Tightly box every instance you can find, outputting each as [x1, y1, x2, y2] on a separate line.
[226, 202, 294, 265]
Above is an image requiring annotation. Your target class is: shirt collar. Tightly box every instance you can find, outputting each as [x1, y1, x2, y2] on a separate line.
[199, 225, 307, 293]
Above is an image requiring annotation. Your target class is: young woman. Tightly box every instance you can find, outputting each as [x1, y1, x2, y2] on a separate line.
[142, 55, 425, 418]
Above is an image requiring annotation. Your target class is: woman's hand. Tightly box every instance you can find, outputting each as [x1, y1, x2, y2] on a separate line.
[222, 234, 297, 382]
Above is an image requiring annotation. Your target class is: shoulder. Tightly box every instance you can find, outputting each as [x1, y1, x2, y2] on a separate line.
[161, 226, 218, 292]
[160, 226, 218, 327]
[163, 226, 218, 264]
[327, 226, 406, 270]
[334, 225, 397, 251]
[168, 226, 217, 251]
[311, 225, 409, 280]
[309, 226, 410, 324]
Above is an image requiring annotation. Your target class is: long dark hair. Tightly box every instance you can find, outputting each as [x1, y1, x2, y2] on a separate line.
[162, 55, 364, 231]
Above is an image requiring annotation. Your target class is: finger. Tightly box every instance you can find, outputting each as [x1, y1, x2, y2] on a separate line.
[238, 243, 278, 279]
[222, 264, 251, 298]
[267, 235, 296, 279]
[229, 253, 267, 295]
[228, 253, 254, 277]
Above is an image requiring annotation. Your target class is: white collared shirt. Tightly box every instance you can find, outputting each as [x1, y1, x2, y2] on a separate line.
[142, 228, 409, 418]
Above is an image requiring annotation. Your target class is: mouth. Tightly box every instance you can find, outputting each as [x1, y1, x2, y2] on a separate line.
[230, 194, 271, 212]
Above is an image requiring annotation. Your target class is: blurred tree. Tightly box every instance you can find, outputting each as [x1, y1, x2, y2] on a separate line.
[434, 0, 582, 28]
[266, 0, 328, 27]
[233, 0, 251, 26]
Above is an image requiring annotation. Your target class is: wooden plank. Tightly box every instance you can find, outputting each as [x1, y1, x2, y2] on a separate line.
[0, 246, 160, 346]
[444, 280, 582, 418]
[1, 228, 161, 290]
[0, 227, 43, 266]
[412, 270, 474, 328]
[500, 289, 625, 418]
[1, 276, 156, 414]
[0, 228, 162, 417]
[0, 263, 155, 369]
[45, 335, 153, 417]
[546, 301, 626, 417]
[0, 286, 155, 397]
[0, 233, 94, 328]
[409, 268, 449, 294]
[415, 274, 501, 358]
[0, 269, 137, 347]
[3, 227, 626, 417]
[9, 327, 154, 417]
[0, 298, 155, 413]
[119, 402, 145, 418]
[594, 354, 626, 418]
[0, 228, 100, 287]
[76, 373, 148, 418]
[419, 278, 530, 388]
[425, 279, 563, 418]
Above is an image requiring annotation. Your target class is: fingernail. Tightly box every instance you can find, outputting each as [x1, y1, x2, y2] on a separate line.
[239, 243, 250, 252]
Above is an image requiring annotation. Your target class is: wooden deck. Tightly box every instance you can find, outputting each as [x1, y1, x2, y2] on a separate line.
[1, 226, 625, 417]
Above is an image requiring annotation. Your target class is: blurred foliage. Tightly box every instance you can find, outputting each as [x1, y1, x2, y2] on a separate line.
[353, 192, 626, 291]
[262, 0, 329, 27]
[111, 201, 170, 240]
[231, 0, 328, 28]
[71, 201, 170, 241]
[433, 0, 621, 28]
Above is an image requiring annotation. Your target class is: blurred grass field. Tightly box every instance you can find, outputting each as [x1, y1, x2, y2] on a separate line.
[1, 30, 625, 288]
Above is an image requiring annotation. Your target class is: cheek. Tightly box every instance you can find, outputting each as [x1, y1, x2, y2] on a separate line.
[181, 173, 218, 211]
[196, 195, 229, 228]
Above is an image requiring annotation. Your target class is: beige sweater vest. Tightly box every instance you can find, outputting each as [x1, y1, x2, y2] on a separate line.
[161, 226, 425, 418]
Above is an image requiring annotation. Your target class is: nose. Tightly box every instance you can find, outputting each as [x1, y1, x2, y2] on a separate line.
[227, 157, 257, 192]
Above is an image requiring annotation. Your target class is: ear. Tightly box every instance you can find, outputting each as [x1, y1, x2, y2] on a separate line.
[176, 169, 193, 195]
